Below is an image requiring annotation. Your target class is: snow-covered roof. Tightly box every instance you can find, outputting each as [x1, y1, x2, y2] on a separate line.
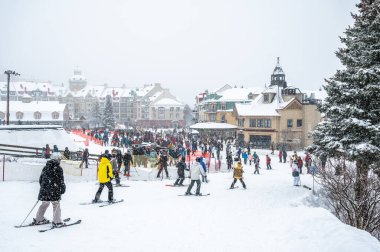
[235, 94, 294, 117]
[190, 122, 237, 130]
[217, 87, 263, 102]
[151, 97, 184, 107]
[303, 88, 327, 101]
[0, 101, 66, 121]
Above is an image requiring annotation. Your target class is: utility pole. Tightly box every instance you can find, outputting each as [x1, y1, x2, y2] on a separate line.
[4, 70, 20, 125]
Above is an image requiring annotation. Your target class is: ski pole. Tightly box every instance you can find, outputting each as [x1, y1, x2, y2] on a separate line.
[17, 200, 39, 227]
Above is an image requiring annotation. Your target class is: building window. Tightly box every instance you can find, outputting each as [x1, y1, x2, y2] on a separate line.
[210, 114, 216, 122]
[0, 112, 5, 119]
[257, 119, 263, 128]
[221, 103, 226, 110]
[16, 111, 24, 120]
[238, 118, 245, 127]
[176, 113, 179, 119]
[264, 119, 271, 128]
[264, 94, 269, 102]
[249, 119, 256, 128]
[34, 112, 42, 120]
[52, 112, 59, 119]
[297, 119, 303, 127]
[221, 115, 226, 123]
[170, 107, 174, 112]
[158, 107, 165, 119]
[248, 93, 253, 100]
[287, 119, 293, 128]
[176, 107, 180, 112]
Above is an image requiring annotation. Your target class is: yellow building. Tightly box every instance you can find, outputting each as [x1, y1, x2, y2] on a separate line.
[232, 58, 322, 150]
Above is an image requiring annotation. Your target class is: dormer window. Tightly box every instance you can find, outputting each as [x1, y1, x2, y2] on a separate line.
[34, 112, 42, 120]
[52, 112, 59, 119]
[264, 94, 269, 102]
[248, 93, 253, 100]
[16, 111, 24, 120]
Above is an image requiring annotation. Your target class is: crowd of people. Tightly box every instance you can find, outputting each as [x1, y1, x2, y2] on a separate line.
[30, 127, 325, 228]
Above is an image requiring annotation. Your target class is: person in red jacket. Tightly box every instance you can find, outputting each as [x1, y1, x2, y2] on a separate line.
[278, 151, 282, 163]
[266, 155, 272, 170]
[297, 156, 303, 174]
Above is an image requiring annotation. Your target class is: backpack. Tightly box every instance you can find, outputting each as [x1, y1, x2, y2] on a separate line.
[292, 170, 300, 177]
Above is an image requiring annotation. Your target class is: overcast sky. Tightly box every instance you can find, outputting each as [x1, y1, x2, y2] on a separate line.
[0, 0, 357, 105]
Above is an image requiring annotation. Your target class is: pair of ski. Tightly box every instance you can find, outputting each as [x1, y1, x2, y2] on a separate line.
[80, 199, 124, 207]
[178, 193, 210, 197]
[15, 218, 82, 232]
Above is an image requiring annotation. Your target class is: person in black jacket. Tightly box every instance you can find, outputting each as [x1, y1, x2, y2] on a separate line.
[156, 151, 169, 179]
[32, 154, 66, 227]
[173, 157, 189, 186]
[122, 150, 133, 177]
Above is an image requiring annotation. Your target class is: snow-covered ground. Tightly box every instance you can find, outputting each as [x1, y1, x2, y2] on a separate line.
[0, 132, 379, 252]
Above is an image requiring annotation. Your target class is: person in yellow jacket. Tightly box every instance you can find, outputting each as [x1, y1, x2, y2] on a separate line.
[230, 160, 247, 189]
[93, 154, 114, 203]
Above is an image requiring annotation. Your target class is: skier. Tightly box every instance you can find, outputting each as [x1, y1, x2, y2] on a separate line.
[242, 151, 248, 165]
[297, 156, 303, 174]
[44, 144, 51, 159]
[254, 157, 260, 175]
[63, 147, 70, 160]
[292, 159, 300, 186]
[111, 151, 121, 186]
[122, 150, 133, 177]
[199, 156, 208, 183]
[93, 154, 114, 203]
[226, 153, 233, 171]
[32, 153, 66, 227]
[173, 157, 189, 186]
[230, 160, 246, 189]
[278, 150, 282, 163]
[282, 150, 287, 163]
[185, 157, 206, 195]
[80, 148, 89, 168]
[266, 155, 272, 170]
[156, 151, 169, 179]
[253, 151, 259, 164]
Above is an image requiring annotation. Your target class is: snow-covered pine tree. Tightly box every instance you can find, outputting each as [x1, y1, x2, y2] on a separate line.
[102, 95, 116, 130]
[92, 100, 102, 128]
[311, 0, 380, 197]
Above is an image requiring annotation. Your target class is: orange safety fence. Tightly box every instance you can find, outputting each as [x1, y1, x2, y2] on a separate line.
[71, 130, 103, 146]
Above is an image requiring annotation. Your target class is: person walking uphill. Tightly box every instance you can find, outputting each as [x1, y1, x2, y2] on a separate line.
[230, 160, 246, 189]
[33, 154, 66, 227]
[185, 158, 206, 195]
[93, 154, 114, 203]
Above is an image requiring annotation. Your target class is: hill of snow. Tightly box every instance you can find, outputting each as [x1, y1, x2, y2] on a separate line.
[0, 131, 379, 251]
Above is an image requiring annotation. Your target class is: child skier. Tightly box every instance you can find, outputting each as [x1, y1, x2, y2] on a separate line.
[266, 155, 272, 170]
[230, 160, 246, 189]
[254, 158, 260, 175]
[292, 159, 301, 186]
[173, 157, 189, 186]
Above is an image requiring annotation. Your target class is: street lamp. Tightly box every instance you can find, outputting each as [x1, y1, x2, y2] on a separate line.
[4, 70, 20, 125]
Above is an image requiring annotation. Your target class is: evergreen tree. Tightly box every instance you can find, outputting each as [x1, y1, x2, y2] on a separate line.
[92, 100, 102, 128]
[102, 95, 116, 130]
[311, 0, 380, 198]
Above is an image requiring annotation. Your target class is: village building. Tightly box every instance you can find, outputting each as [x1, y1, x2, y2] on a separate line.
[194, 58, 324, 149]
[0, 68, 185, 128]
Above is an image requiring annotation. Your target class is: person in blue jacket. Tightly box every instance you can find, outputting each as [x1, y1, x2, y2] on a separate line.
[199, 157, 208, 183]
[242, 151, 248, 165]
